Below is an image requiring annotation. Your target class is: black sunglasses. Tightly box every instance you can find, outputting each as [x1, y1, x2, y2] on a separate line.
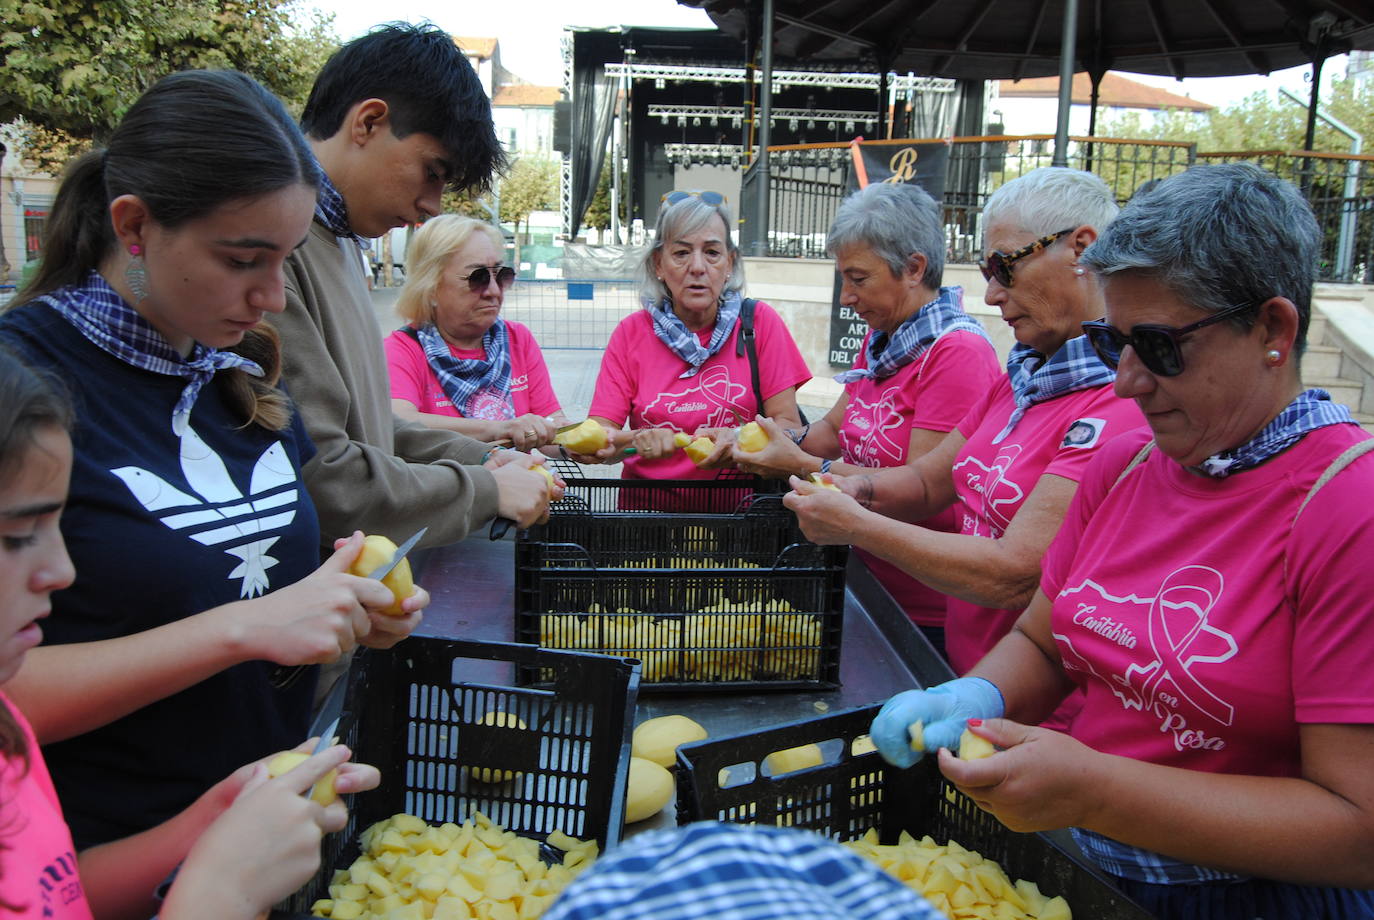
[1081, 302, 1255, 377]
[462, 265, 516, 292]
[978, 227, 1076, 287]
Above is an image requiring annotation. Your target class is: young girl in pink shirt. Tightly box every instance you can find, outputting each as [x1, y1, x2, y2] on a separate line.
[0, 348, 380, 920]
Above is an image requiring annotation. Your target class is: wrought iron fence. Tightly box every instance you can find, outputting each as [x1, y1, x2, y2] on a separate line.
[1197, 150, 1374, 284]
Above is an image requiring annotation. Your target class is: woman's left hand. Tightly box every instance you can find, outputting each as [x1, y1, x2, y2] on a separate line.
[782, 474, 869, 545]
[732, 416, 809, 477]
[330, 535, 427, 650]
[936, 718, 1103, 833]
[506, 414, 557, 451]
[691, 425, 740, 468]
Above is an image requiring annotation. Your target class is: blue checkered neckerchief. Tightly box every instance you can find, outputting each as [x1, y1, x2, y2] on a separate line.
[1072, 828, 1243, 885]
[992, 335, 1116, 445]
[1197, 388, 1358, 478]
[414, 320, 514, 420]
[541, 822, 944, 920]
[314, 168, 369, 249]
[38, 271, 263, 436]
[834, 286, 989, 384]
[649, 290, 743, 379]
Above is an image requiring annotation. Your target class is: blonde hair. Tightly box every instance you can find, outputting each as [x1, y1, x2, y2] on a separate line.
[395, 215, 506, 326]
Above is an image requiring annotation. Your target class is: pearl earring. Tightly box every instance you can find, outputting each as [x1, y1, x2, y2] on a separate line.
[1266, 349, 1282, 365]
[1073, 266, 1085, 276]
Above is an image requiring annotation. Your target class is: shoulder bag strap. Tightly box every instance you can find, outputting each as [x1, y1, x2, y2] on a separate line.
[1110, 440, 1156, 490]
[736, 297, 766, 415]
[1294, 437, 1374, 521]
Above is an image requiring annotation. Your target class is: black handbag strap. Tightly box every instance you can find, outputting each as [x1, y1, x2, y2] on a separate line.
[735, 297, 766, 415]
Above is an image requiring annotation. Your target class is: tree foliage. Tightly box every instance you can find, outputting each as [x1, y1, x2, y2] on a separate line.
[0, 0, 337, 169]
[583, 153, 627, 232]
[499, 156, 559, 231]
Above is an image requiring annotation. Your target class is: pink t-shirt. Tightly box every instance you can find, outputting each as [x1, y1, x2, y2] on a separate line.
[0, 695, 94, 920]
[840, 329, 1001, 627]
[1042, 425, 1374, 776]
[946, 377, 1145, 676]
[384, 320, 562, 419]
[589, 302, 812, 481]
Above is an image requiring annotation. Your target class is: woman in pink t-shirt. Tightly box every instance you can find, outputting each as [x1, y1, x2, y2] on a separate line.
[733, 183, 999, 656]
[0, 350, 382, 919]
[869, 166, 1374, 919]
[385, 216, 569, 453]
[578, 191, 810, 481]
[785, 169, 1138, 689]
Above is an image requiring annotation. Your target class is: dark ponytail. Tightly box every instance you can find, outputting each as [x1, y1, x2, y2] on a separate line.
[9, 70, 321, 431]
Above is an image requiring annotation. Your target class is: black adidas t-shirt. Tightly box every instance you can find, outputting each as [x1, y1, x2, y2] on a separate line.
[1, 302, 322, 847]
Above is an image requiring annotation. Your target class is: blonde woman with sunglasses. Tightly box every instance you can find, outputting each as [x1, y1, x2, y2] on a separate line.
[786, 167, 1143, 703]
[386, 216, 570, 453]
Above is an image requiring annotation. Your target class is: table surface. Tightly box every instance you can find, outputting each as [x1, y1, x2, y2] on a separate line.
[409, 532, 954, 837]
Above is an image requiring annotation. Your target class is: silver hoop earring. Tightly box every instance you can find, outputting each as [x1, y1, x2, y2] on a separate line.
[125, 245, 149, 304]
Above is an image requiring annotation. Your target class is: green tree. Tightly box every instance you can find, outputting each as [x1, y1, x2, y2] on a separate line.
[498, 156, 558, 265]
[583, 153, 627, 234]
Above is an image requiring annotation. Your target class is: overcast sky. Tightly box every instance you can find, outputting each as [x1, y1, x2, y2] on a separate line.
[306, 0, 1338, 109]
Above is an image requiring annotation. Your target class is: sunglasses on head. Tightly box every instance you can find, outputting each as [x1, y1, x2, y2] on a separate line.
[1081, 302, 1256, 377]
[661, 189, 728, 207]
[461, 265, 516, 292]
[978, 227, 1076, 287]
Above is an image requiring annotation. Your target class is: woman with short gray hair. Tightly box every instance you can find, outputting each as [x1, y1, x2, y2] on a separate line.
[786, 167, 1143, 690]
[578, 191, 810, 480]
[869, 163, 1374, 919]
[736, 182, 999, 653]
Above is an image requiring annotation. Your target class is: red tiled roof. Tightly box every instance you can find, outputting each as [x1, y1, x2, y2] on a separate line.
[492, 84, 562, 107]
[454, 36, 498, 59]
[998, 72, 1213, 112]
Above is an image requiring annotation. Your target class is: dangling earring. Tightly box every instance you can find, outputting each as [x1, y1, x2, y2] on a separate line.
[1266, 349, 1282, 365]
[125, 244, 149, 304]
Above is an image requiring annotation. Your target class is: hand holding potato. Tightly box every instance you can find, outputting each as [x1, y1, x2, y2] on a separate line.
[630, 426, 680, 460]
[782, 474, 870, 545]
[731, 416, 811, 478]
[490, 453, 555, 528]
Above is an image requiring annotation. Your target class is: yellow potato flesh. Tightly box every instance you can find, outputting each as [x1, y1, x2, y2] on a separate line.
[736, 421, 768, 452]
[908, 720, 925, 752]
[625, 756, 674, 823]
[470, 712, 528, 783]
[958, 727, 996, 760]
[684, 436, 715, 465]
[763, 743, 823, 776]
[632, 714, 708, 768]
[553, 419, 608, 454]
[672, 432, 692, 448]
[349, 534, 415, 616]
[267, 751, 339, 806]
[531, 464, 556, 495]
[808, 472, 841, 490]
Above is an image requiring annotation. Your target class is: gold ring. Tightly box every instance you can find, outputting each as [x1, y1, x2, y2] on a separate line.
[525, 430, 536, 438]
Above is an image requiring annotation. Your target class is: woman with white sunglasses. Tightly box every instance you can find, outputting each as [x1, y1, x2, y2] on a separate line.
[386, 216, 570, 453]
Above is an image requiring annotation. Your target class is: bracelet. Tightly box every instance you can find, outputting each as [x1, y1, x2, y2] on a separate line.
[819, 458, 833, 475]
[480, 449, 493, 465]
[786, 423, 811, 446]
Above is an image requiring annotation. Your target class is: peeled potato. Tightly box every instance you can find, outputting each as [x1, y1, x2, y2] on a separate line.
[763, 743, 823, 776]
[908, 720, 925, 752]
[349, 534, 415, 616]
[625, 756, 674, 824]
[736, 421, 768, 452]
[673, 432, 692, 448]
[808, 472, 841, 490]
[471, 712, 528, 783]
[267, 751, 339, 806]
[531, 464, 556, 495]
[684, 436, 715, 465]
[632, 715, 707, 768]
[554, 419, 608, 454]
[958, 727, 996, 760]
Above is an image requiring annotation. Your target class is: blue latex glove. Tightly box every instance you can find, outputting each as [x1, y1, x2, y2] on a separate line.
[869, 677, 1005, 768]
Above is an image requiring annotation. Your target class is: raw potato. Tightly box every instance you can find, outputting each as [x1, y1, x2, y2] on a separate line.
[531, 464, 556, 495]
[672, 432, 692, 448]
[349, 534, 416, 616]
[845, 829, 1072, 920]
[310, 810, 598, 920]
[470, 712, 528, 783]
[267, 751, 339, 807]
[736, 421, 768, 452]
[763, 743, 823, 776]
[625, 756, 674, 823]
[808, 472, 841, 490]
[683, 436, 715, 465]
[908, 720, 925, 752]
[553, 419, 608, 454]
[632, 715, 707, 768]
[958, 727, 996, 760]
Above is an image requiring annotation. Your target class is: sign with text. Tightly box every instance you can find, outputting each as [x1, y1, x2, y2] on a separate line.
[828, 139, 952, 368]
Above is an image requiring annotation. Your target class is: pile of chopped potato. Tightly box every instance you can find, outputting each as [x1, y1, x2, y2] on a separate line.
[309, 811, 597, 920]
[844, 830, 1071, 920]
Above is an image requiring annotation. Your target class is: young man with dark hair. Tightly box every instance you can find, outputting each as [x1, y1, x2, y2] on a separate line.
[272, 22, 551, 551]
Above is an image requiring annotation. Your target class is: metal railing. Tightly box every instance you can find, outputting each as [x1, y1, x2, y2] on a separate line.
[499, 278, 642, 349]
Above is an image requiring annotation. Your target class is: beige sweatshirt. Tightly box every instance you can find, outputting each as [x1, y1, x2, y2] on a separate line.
[271, 221, 499, 548]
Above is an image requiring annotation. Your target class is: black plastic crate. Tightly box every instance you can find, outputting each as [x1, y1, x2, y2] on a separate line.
[515, 482, 847, 692]
[675, 705, 1154, 920]
[277, 637, 640, 916]
[543, 469, 787, 515]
